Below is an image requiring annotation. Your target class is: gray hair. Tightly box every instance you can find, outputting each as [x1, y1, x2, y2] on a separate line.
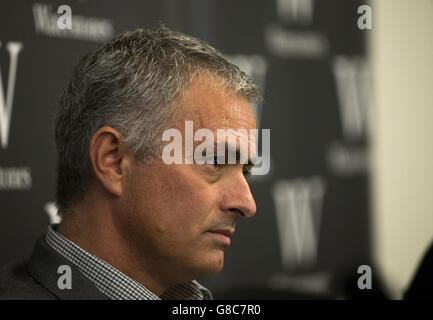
[54, 26, 260, 213]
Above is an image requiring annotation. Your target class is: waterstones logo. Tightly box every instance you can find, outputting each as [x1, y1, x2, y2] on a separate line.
[272, 176, 326, 269]
[0, 166, 32, 190]
[332, 56, 371, 141]
[276, 0, 314, 25]
[0, 41, 22, 149]
[32, 3, 114, 42]
[327, 56, 372, 175]
[266, 0, 329, 59]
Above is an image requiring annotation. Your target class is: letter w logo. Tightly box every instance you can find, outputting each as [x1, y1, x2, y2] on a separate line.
[0, 41, 23, 149]
[332, 56, 372, 141]
[272, 177, 326, 270]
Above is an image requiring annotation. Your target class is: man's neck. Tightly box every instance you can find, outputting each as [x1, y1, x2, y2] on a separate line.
[56, 205, 169, 297]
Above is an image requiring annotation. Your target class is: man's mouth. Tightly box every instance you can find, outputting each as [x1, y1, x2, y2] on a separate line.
[206, 229, 234, 246]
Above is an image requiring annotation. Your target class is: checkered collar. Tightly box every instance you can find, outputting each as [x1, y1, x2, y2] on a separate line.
[45, 224, 212, 300]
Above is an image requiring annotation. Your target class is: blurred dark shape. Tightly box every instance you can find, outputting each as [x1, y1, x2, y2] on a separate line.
[336, 269, 389, 300]
[211, 269, 389, 300]
[404, 240, 433, 300]
[212, 286, 334, 300]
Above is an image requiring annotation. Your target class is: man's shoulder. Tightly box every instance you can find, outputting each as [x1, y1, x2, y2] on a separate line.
[0, 260, 56, 300]
[1, 235, 109, 300]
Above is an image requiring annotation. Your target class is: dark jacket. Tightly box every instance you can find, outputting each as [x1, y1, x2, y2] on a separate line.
[0, 237, 108, 300]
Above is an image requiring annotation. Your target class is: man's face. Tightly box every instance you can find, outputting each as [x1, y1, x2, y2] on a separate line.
[120, 75, 257, 285]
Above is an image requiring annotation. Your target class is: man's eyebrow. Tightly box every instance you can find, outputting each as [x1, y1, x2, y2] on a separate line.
[214, 141, 254, 165]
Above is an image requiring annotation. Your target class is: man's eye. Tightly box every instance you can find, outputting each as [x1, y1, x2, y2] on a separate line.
[207, 157, 252, 178]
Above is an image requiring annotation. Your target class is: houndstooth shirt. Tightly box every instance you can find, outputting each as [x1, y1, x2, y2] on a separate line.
[45, 224, 212, 300]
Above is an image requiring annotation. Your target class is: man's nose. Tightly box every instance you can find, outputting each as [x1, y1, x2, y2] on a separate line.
[220, 173, 256, 218]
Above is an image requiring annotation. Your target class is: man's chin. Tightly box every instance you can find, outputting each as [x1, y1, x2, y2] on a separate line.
[192, 251, 225, 278]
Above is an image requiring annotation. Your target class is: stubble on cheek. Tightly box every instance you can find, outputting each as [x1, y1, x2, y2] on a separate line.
[126, 160, 227, 276]
[132, 161, 209, 242]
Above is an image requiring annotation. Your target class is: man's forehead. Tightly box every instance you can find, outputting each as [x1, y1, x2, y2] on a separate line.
[179, 75, 257, 131]
[217, 129, 257, 146]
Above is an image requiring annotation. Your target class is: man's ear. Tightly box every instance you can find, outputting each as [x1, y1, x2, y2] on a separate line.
[88, 126, 132, 197]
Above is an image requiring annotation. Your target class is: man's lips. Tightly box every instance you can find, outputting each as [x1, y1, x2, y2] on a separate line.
[208, 229, 235, 238]
[206, 229, 235, 246]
